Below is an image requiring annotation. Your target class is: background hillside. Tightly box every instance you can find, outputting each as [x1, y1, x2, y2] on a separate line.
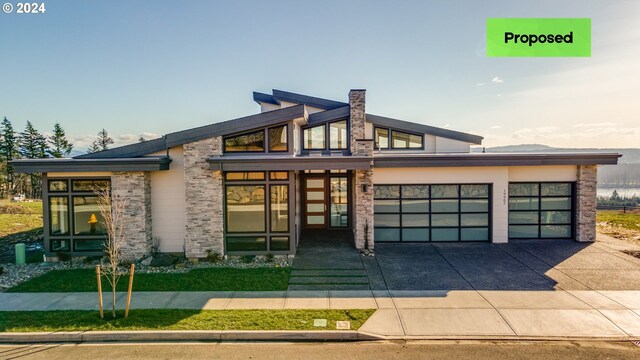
[473, 145, 640, 188]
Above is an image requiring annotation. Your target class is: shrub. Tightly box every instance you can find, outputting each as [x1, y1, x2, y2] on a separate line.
[240, 255, 255, 264]
[205, 250, 222, 263]
[56, 252, 71, 262]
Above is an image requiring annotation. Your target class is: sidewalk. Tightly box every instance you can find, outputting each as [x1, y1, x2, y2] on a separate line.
[2, 289, 640, 339]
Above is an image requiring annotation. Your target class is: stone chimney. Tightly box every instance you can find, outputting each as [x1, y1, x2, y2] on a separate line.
[349, 89, 372, 156]
[349, 89, 374, 250]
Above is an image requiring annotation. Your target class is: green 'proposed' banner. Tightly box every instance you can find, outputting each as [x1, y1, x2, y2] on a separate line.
[486, 18, 591, 57]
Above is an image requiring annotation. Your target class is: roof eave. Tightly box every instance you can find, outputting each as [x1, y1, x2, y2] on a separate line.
[373, 153, 621, 168]
[10, 157, 172, 174]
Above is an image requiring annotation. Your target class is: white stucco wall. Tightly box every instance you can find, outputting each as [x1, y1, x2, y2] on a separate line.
[509, 165, 577, 182]
[425, 134, 437, 152]
[150, 147, 187, 253]
[365, 121, 373, 139]
[434, 137, 471, 153]
[371, 165, 579, 244]
[260, 103, 280, 113]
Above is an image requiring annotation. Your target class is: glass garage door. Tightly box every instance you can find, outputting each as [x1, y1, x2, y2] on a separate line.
[373, 184, 491, 242]
[508, 182, 574, 239]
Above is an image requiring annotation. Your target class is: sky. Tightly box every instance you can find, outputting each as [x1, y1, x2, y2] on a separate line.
[1, 0, 639, 150]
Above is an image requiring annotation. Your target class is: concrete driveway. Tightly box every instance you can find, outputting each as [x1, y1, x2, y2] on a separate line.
[365, 234, 640, 291]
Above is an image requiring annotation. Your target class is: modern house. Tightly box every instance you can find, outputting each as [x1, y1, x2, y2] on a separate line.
[11, 89, 621, 260]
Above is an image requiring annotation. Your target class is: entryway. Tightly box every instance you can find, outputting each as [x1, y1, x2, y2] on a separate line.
[302, 171, 350, 230]
[288, 230, 370, 290]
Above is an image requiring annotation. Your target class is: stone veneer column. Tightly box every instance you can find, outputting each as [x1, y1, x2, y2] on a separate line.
[349, 89, 374, 250]
[111, 171, 152, 260]
[575, 165, 597, 242]
[183, 137, 224, 258]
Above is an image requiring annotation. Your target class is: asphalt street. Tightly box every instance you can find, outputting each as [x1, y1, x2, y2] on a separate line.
[0, 341, 639, 360]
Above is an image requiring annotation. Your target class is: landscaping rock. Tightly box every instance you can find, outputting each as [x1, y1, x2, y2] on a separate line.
[141, 256, 153, 266]
[150, 253, 177, 267]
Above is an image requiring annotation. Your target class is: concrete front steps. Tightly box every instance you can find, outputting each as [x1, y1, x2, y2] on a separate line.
[288, 269, 370, 291]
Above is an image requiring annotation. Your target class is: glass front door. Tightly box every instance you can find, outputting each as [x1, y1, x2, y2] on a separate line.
[330, 177, 348, 227]
[304, 177, 326, 228]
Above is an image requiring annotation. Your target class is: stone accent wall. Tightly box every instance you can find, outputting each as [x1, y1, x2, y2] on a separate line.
[183, 137, 224, 258]
[111, 171, 152, 260]
[353, 169, 374, 250]
[349, 89, 374, 250]
[349, 89, 366, 150]
[575, 165, 597, 242]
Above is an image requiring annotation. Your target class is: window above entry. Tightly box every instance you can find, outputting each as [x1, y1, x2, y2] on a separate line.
[302, 120, 349, 152]
[375, 127, 424, 150]
[224, 124, 290, 154]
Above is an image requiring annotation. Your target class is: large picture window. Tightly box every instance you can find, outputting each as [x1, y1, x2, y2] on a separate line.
[226, 185, 266, 232]
[374, 184, 491, 242]
[268, 125, 288, 152]
[508, 182, 574, 239]
[224, 171, 292, 253]
[45, 178, 111, 253]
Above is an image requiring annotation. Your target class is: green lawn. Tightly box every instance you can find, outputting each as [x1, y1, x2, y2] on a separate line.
[8, 267, 291, 292]
[0, 200, 42, 238]
[597, 210, 640, 231]
[0, 309, 375, 332]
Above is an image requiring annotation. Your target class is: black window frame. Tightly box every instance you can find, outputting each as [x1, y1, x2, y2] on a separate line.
[45, 177, 111, 254]
[508, 182, 575, 240]
[223, 129, 266, 153]
[302, 124, 327, 150]
[301, 119, 351, 153]
[373, 183, 492, 243]
[223, 171, 294, 254]
[328, 120, 348, 150]
[374, 126, 424, 150]
[268, 124, 289, 153]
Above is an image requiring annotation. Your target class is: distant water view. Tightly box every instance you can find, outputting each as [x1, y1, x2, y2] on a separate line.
[597, 188, 640, 198]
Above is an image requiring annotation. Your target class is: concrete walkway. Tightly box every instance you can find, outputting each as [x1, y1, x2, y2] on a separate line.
[2, 289, 640, 339]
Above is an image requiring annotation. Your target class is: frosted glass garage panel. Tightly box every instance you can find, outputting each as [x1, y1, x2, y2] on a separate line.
[375, 228, 400, 242]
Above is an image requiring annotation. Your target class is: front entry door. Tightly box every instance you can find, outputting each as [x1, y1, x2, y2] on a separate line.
[304, 177, 327, 228]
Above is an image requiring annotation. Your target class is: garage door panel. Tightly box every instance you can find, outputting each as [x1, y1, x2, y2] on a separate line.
[374, 184, 491, 243]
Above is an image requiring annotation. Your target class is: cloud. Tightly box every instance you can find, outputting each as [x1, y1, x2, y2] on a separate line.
[491, 77, 504, 83]
[572, 122, 617, 128]
[476, 82, 485, 87]
[489, 125, 502, 129]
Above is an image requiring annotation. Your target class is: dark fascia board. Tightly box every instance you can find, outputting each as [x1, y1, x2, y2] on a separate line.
[165, 104, 307, 147]
[373, 153, 621, 168]
[253, 91, 279, 105]
[10, 157, 172, 174]
[272, 89, 348, 110]
[74, 137, 167, 159]
[367, 114, 484, 145]
[207, 155, 372, 171]
[307, 106, 350, 126]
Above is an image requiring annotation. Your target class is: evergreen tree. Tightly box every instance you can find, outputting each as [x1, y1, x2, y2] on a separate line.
[18, 121, 48, 198]
[47, 122, 74, 158]
[0, 117, 18, 197]
[87, 142, 100, 154]
[96, 128, 113, 151]
[88, 128, 114, 153]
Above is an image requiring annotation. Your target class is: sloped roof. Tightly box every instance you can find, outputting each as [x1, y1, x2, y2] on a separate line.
[253, 89, 348, 110]
[77, 105, 307, 159]
[366, 114, 484, 145]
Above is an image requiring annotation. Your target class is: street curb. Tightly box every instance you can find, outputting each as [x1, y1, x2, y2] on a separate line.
[0, 330, 382, 343]
[2, 331, 638, 343]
